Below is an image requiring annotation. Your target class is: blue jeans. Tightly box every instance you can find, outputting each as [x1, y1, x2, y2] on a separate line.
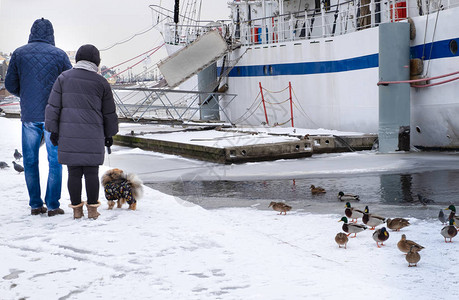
[22, 122, 62, 210]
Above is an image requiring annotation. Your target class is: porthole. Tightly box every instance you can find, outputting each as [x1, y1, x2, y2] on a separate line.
[416, 126, 421, 133]
[263, 65, 268, 75]
[269, 65, 273, 75]
[450, 39, 458, 55]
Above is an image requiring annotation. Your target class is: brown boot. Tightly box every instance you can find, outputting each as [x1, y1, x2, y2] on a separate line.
[69, 202, 85, 219]
[86, 202, 101, 220]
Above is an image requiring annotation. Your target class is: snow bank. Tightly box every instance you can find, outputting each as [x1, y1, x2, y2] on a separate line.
[0, 117, 457, 299]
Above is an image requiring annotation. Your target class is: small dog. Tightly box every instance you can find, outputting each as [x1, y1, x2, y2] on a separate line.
[101, 168, 143, 210]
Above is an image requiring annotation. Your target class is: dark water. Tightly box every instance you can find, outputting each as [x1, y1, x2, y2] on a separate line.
[145, 169, 459, 220]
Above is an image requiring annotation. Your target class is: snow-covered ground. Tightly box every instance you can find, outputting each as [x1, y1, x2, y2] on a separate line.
[1, 117, 458, 299]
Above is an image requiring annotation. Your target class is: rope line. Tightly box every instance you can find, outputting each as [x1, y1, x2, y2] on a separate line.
[265, 98, 291, 105]
[108, 46, 164, 80]
[377, 70, 459, 86]
[100, 23, 161, 52]
[261, 86, 289, 94]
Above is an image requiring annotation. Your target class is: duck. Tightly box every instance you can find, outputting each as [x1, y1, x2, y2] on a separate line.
[386, 218, 410, 231]
[445, 205, 459, 224]
[406, 245, 421, 267]
[344, 202, 364, 223]
[397, 234, 424, 254]
[372, 227, 389, 248]
[268, 201, 292, 215]
[338, 191, 360, 201]
[438, 210, 447, 225]
[441, 219, 457, 243]
[362, 206, 386, 230]
[335, 232, 349, 249]
[310, 185, 326, 194]
[339, 216, 367, 238]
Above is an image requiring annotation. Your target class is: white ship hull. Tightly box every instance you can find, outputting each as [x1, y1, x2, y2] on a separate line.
[224, 7, 459, 149]
[154, 0, 459, 149]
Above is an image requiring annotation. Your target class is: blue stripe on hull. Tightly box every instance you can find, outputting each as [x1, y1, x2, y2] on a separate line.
[225, 38, 458, 77]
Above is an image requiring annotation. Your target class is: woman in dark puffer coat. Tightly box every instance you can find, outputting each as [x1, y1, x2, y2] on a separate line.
[45, 44, 119, 220]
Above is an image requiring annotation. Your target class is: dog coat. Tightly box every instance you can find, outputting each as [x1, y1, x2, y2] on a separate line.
[104, 180, 136, 205]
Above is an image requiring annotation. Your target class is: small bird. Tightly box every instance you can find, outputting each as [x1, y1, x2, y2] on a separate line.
[372, 227, 389, 248]
[344, 202, 364, 223]
[268, 201, 292, 215]
[417, 194, 434, 205]
[406, 245, 421, 267]
[0, 161, 9, 169]
[386, 218, 410, 231]
[362, 206, 386, 230]
[438, 210, 447, 225]
[335, 232, 349, 249]
[441, 219, 457, 243]
[397, 234, 424, 254]
[338, 191, 359, 201]
[310, 184, 326, 194]
[339, 216, 367, 238]
[12, 161, 24, 174]
[14, 149, 22, 161]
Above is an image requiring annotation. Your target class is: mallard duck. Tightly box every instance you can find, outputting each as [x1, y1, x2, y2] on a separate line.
[372, 227, 389, 248]
[397, 234, 424, 254]
[438, 210, 447, 225]
[406, 245, 421, 267]
[338, 191, 360, 201]
[339, 216, 367, 238]
[362, 206, 386, 230]
[335, 232, 349, 249]
[310, 185, 326, 194]
[268, 201, 292, 215]
[386, 218, 410, 231]
[344, 202, 364, 223]
[445, 205, 459, 224]
[441, 219, 458, 243]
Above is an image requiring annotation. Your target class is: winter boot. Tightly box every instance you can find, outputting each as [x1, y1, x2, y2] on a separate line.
[69, 202, 85, 219]
[86, 202, 101, 220]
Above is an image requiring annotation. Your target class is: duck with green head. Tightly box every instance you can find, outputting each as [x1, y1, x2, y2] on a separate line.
[441, 219, 457, 243]
[339, 216, 367, 238]
[362, 206, 386, 230]
[338, 191, 360, 202]
[445, 205, 459, 225]
[344, 202, 364, 223]
[372, 227, 389, 248]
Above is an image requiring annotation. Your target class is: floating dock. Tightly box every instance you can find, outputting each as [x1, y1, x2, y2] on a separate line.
[114, 123, 377, 164]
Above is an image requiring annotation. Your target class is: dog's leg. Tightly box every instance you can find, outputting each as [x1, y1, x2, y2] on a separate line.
[117, 199, 122, 208]
[108, 201, 115, 210]
[129, 202, 137, 210]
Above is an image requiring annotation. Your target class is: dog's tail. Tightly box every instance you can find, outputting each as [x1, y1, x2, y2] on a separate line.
[127, 173, 143, 200]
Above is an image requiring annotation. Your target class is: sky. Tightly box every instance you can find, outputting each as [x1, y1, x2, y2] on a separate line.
[0, 0, 228, 73]
[1, 116, 459, 299]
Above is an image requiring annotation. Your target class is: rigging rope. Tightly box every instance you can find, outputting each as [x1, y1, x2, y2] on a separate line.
[100, 23, 161, 51]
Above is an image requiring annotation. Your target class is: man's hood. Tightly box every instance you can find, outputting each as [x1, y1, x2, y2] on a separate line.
[28, 18, 55, 46]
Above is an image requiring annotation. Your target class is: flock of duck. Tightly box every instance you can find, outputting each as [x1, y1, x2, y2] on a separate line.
[268, 184, 459, 267]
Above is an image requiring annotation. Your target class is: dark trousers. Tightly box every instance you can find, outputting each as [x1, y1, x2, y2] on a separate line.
[67, 166, 99, 205]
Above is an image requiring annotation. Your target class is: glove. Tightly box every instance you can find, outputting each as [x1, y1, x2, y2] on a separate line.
[50, 132, 59, 146]
[105, 137, 113, 148]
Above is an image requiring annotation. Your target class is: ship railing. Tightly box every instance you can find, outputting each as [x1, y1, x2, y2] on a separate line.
[232, 0, 459, 46]
[161, 21, 232, 45]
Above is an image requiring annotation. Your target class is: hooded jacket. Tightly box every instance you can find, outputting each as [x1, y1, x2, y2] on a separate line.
[5, 18, 72, 122]
[45, 62, 119, 166]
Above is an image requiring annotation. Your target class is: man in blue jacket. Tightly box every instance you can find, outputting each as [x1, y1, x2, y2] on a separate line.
[5, 18, 72, 217]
